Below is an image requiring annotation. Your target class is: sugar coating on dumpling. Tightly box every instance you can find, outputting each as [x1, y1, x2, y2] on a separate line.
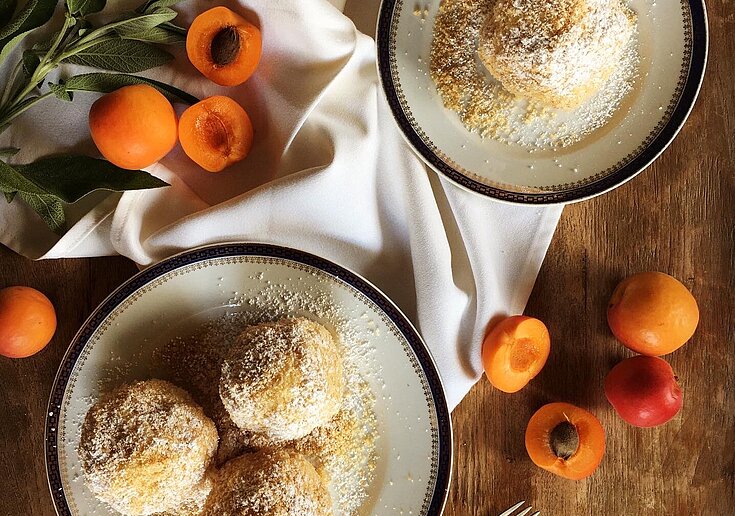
[203, 449, 332, 516]
[219, 317, 345, 441]
[78, 379, 218, 515]
[478, 0, 636, 109]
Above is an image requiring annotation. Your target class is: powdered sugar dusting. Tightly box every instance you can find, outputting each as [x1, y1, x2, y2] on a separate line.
[156, 276, 378, 515]
[220, 318, 345, 441]
[430, 0, 639, 149]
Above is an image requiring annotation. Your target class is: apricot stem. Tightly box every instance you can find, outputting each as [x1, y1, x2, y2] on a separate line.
[211, 27, 241, 66]
[549, 421, 579, 460]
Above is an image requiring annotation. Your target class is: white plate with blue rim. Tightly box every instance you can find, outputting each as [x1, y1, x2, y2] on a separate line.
[377, 0, 708, 203]
[45, 243, 452, 515]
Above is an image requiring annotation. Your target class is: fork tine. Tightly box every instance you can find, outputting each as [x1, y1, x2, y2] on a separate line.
[499, 501, 526, 516]
[516, 508, 533, 516]
[530, 512, 541, 516]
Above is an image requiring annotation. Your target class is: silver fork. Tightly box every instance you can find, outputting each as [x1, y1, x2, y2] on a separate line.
[499, 500, 540, 516]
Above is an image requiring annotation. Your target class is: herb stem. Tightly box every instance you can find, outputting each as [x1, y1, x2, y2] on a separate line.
[0, 92, 54, 127]
[46, 15, 77, 61]
[0, 59, 24, 107]
[56, 35, 118, 62]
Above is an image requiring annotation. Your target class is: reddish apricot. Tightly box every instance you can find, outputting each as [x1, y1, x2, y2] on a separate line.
[186, 6, 262, 86]
[482, 315, 550, 393]
[605, 355, 682, 428]
[178, 96, 254, 172]
[89, 85, 178, 170]
[525, 402, 605, 480]
[0, 286, 57, 358]
[607, 272, 699, 356]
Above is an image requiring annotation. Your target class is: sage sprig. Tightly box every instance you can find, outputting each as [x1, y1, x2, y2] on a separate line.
[0, 0, 198, 232]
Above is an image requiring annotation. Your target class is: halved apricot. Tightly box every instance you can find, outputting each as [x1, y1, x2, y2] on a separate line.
[178, 96, 254, 173]
[525, 402, 605, 480]
[481, 315, 550, 393]
[186, 6, 262, 86]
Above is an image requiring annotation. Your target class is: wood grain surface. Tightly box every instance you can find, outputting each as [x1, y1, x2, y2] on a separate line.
[0, 1, 733, 515]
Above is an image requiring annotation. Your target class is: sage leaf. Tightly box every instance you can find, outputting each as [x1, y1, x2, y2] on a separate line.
[0, 28, 31, 65]
[0, 0, 56, 53]
[0, 0, 16, 28]
[137, 0, 182, 14]
[0, 0, 37, 41]
[21, 48, 39, 76]
[0, 147, 19, 158]
[109, 8, 177, 37]
[159, 20, 185, 35]
[19, 191, 64, 231]
[64, 38, 173, 73]
[48, 81, 72, 101]
[14, 155, 169, 202]
[67, 0, 105, 17]
[65, 72, 199, 104]
[121, 25, 184, 45]
[0, 158, 46, 195]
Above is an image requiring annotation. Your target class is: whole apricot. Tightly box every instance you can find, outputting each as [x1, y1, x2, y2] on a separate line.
[607, 272, 699, 356]
[0, 286, 57, 358]
[89, 85, 178, 170]
[605, 355, 682, 427]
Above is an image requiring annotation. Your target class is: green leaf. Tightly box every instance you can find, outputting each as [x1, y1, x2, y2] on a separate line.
[48, 81, 72, 101]
[0, 28, 31, 65]
[21, 48, 39, 76]
[63, 38, 173, 72]
[120, 25, 184, 44]
[4, 191, 16, 202]
[0, 0, 57, 54]
[14, 155, 169, 202]
[136, 0, 182, 14]
[19, 191, 64, 230]
[0, 147, 19, 158]
[66, 0, 105, 16]
[0, 158, 46, 194]
[0, 0, 17, 28]
[110, 8, 177, 37]
[0, 0, 36, 40]
[159, 20, 185, 35]
[65, 72, 199, 104]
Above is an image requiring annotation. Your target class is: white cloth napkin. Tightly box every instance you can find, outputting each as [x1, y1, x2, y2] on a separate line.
[0, 0, 562, 410]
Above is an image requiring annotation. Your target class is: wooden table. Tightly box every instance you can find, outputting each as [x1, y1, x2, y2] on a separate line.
[1, 2, 733, 515]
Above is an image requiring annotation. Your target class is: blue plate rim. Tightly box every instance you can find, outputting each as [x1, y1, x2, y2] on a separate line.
[376, 0, 709, 205]
[44, 243, 453, 516]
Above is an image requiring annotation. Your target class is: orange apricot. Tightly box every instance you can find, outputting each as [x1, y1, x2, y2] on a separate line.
[0, 286, 57, 358]
[525, 402, 605, 480]
[178, 96, 254, 172]
[186, 6, 262, 87]
[481, 315, 550, 393]
[607, 271, 699, 356]
[89, 85, 178, 170]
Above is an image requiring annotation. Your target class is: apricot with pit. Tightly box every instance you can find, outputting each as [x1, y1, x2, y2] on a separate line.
[186, 6, 262, 87]
[605, 355, 682, 428]
[525, 402, 606, 480]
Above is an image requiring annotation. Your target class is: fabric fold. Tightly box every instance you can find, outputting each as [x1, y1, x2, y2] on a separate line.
[0, 0, 563, 409]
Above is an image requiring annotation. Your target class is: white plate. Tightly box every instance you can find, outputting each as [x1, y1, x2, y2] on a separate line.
[45, 244, 452, 515]
[377, 0, 708, 203]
